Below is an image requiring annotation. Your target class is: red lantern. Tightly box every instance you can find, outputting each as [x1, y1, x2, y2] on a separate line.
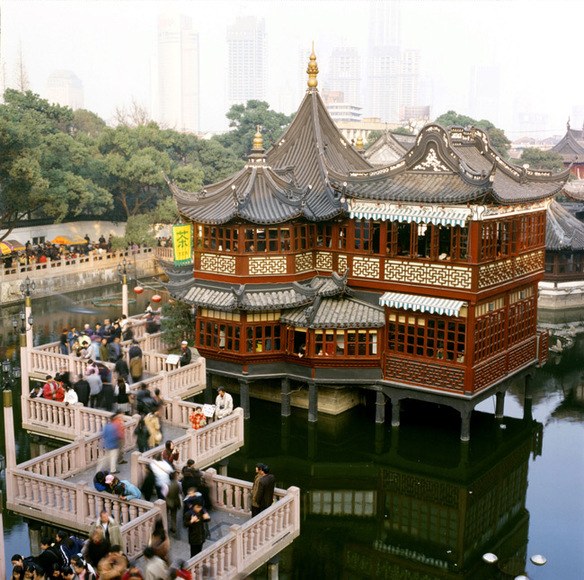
[133, 286, 144, 294]
[151, 294, 162, 303]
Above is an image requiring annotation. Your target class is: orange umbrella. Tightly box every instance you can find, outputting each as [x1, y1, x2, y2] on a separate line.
[50, 235, 88, 245]
[0, 241, 14, 255]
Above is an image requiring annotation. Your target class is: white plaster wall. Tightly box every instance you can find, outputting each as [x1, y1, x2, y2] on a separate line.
[0, 221, 126, 245]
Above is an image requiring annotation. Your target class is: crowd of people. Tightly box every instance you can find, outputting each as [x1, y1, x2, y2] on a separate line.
[9, 513, 195, 579]
[1, 235, 173, 271]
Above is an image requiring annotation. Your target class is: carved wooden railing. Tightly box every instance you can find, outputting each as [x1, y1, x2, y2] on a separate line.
[187, 469, 300, 578]
[131, 408, 245, 483]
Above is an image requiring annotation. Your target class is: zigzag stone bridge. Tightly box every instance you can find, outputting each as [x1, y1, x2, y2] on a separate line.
[4, 314, 300, 578]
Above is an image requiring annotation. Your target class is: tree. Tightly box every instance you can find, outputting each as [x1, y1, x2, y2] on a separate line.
[365, 130, 384, 148]
[99, 122, 204, 219]
[160, 300, 196, 349]
[71, 109, 107, 139]
[112, 98, 151, 128]
[215, 100, 293, 159]
[0, 89, 112, 240]
[435, 110, 511, 157]
[520, 148, 565, 172]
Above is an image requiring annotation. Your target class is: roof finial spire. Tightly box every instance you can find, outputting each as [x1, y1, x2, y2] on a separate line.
[356, 136, 364, 151]
[253, 125, 263, 150]
[567, 117, 571, 131]
[307, 41, 319, 89]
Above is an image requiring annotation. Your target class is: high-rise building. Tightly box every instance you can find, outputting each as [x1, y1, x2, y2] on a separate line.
[366, 1, 421, 123]
[153, 13, 199, 133]
[327, 47, 361, 107]
[45, 70, 84, 110]
[226, 16, 266, 106]
[469, 64, 500, 126]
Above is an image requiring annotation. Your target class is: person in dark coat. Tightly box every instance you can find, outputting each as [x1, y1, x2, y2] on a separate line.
[100, 380, 115, 412]
[166, 471, 182, 535]
[128, 340, 142, 360]
[183, 499, 210, 558]
[134, 416, 150, 453]
[254, 464, 276, 513]
[83, 528, 111, 570]
[73, 375, 90, 406]
[36, 537, 62, 577]
[114, 355, 129, 381]
[179, 341, 192, 367]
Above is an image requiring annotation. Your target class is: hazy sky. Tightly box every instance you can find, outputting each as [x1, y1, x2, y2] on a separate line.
[1, 0, 582, 136]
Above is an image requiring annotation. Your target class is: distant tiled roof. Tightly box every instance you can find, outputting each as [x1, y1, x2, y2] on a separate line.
[563, 179, 584, 201]
[280, 296, 385, 329]
[546, 200, 584, 251]
[364, 132, 414, 166]
[330, 124, 570, 205]
[552, 127, 584, 162]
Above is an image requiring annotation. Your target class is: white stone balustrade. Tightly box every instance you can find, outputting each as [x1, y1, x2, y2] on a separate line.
[187, 470, 300, 578]
[131, 408, 245, 483]
[0, 247, 155, 282]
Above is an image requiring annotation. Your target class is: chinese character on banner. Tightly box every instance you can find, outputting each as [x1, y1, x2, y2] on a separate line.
[172, 224, 193, 265]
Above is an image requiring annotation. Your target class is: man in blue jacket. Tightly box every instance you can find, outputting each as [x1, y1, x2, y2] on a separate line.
[114, 480, 142, 501]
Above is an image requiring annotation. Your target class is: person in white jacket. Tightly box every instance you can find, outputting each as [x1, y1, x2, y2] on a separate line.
[63, 385, 79, 406]
[215, 387, 233, 419]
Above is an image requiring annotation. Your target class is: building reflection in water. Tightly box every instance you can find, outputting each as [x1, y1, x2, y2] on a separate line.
[230, 401, 543, 579]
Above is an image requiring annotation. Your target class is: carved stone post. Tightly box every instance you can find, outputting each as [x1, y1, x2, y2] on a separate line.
[524, 373, 533, 421]
[239, 378, 250, 419]
[495, 391, 505, 420]
[308, 382, 318, 423]
[205, 371, 214, 404]
[391, 398, 401, 427]
[2, 390, 16, 501]
[281, 377, 291, 417]
[375, 391, 386, 424]
[460, 407, 472, 442]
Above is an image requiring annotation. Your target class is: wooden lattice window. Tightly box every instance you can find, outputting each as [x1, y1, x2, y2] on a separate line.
[197, 319, 241, 352]
[245, 324, 282, 353]
[316, 224, 333, 248]
[480, 222, 498, 260]
[387, 313, 466, 363]
[313, 329, 378, 357]
[474, 298, 506, 361]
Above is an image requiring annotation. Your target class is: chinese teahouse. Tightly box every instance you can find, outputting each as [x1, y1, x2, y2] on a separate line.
[165, 49, 570, 439]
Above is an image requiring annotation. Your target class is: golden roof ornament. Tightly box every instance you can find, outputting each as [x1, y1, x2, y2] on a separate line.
[307, 42, 319, 89]
[356, 136, 364, 150]
[252, 125, 263, 150]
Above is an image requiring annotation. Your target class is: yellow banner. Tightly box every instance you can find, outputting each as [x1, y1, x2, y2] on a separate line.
[172, 224, 193, 265]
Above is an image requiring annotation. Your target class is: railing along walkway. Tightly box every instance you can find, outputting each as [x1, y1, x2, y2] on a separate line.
[0, 247, 156, 282]
[6, 409, 299, 574]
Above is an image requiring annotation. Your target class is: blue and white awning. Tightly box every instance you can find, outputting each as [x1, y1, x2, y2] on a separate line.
[379, 292, 467, 317]
[348, 200, 471, 227]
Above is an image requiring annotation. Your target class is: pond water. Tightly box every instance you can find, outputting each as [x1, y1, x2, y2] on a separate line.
[1, 284, 583, 579]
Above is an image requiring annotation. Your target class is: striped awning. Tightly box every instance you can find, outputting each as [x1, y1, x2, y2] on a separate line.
[348, 200, 471, 227]
[379, 292, 467, 317]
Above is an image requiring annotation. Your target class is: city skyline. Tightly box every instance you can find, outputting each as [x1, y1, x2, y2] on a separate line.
[0, 0, 582, 137]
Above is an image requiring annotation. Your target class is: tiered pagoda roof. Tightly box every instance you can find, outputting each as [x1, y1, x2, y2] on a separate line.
[329, 124, 570, 206]
[164, 270, 351, 312]
[545, 199, 584, 251]
[170, 47, 372, 226]
[552, 120, 584, 163]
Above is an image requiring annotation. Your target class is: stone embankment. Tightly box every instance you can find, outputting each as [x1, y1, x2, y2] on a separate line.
[0, 247, 165, 306]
